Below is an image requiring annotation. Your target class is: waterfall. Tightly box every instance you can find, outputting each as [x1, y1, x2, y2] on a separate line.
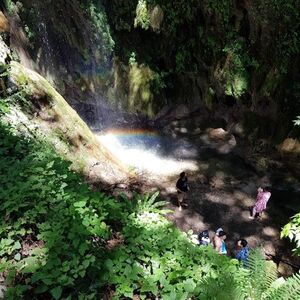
[36, 13, 55, 79]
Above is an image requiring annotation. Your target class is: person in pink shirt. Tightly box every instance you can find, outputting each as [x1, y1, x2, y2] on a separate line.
[251, 187, 271, 219]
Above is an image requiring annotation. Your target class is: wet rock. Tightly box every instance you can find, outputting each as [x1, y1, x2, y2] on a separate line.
[277, 261, 294, 277]
[149, 5, 164, 32]
[230, 122, 245, 138]
[0, 284, 6, 300]
[0, 36, 10, 64]
[200, 128, 237, 154]
[0, 11, 9, 33]
[277, 138, 300, 156]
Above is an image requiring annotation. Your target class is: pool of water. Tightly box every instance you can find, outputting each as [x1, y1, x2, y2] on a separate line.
[95, 128, 199, 176]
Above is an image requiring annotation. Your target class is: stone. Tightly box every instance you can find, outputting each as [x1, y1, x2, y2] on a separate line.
[277, 138, 300, 155]
[0, 36, 10, 64]
[206, 128, 229, 140]
[0, 11, 9, 33]
[0, 284, 6, 300]
[230, 122, 245, 138]
[150, 5, 164, 32]
[277, 261, 294, 277]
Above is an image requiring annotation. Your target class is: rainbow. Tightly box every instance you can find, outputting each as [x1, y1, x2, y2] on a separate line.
[103, 128, 159, 138]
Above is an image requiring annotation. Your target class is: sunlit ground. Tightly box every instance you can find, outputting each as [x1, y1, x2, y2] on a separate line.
[96, 129, 198, 176]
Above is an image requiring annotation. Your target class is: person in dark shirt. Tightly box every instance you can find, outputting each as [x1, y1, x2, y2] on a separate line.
[176, 172, 189, 211]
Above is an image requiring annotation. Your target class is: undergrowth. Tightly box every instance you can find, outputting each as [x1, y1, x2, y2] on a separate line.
[0, 116, 237, 299]
[0, 103, 300, 299]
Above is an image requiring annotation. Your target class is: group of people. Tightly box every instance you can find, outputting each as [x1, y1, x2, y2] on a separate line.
[176, 172, 272, 266]
[198, 228, 250, 266]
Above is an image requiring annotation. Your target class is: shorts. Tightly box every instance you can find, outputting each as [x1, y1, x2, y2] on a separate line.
[177, 191, 187, 202]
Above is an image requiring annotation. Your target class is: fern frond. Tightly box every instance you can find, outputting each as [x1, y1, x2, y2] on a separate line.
[247, 248, 277, 299]
[147, 191, 159, 206]
[265, 272, 300, 300]
[200, 273, 242, 300]
[233, 266, 251, 299]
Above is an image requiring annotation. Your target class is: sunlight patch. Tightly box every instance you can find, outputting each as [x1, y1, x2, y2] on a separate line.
[136, 211, 169, 228]
[96, 131, 198, 176]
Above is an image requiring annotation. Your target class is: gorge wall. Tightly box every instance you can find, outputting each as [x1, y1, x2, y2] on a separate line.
[1, 0, 300, 142]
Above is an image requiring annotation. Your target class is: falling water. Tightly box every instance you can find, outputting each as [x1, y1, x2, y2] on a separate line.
[37, 14, 56, 78]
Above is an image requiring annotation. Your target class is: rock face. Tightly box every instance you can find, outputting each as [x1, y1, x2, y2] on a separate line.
[7, 61, 129, 184]
[2, 1, 299, 145]
[0, 11, 9, 32]
[0, 35, 10, 64]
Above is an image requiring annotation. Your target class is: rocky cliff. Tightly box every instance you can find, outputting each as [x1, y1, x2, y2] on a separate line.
[1, 1, 299, 142]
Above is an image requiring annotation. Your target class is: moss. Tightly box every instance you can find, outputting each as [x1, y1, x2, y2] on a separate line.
[259, 69, 282, 96]
[128, 62, 155, 116]
[9, 61, 128, 178]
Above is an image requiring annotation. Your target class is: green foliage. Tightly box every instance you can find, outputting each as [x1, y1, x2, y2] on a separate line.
[223, 38, 252, 98]
[205, 0, 233, 26]
[281, 212, 300, 255]
[101, 194, 238, 299]
[0, 121, 125, 299]
[84, 0, 115, 62]
[1, 114, 300, 298]
[129, 52, 137, 65]
[134, 0, 150, 30]
[3, 0, 15, 14]
[294, 117, 300, 126]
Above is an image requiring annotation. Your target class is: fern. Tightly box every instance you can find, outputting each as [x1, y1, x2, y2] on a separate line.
[265, 272, 300, 300]
[245, 249, 278, 299]
[136, 191, 169, 213]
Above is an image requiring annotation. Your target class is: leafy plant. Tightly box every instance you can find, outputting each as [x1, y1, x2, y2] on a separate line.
[134, 0, 150, 30]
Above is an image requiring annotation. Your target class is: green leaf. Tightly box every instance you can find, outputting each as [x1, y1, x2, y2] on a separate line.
[14, 253, 21, 261]
[74, 200, 86, 208]
[50, 286, 62, 300]
[79, 243, 88, 255]
[34, 284, 48, 294]
[12, 241, 22, 251]
[46, 161, 55, 169]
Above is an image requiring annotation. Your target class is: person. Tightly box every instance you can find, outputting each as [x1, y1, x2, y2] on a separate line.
[214, 230, 227, 255]
[213, 227, 223, 246]
[251, 186, 271, 219]
[236, 239, 250, 267]
[198, 230, 211, 246]
[176, 172, 189, 211]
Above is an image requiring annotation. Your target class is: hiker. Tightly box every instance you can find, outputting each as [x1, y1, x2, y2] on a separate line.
[236, 239, 250, 267]
[198, 230, 211, 246]
[251, 186, 271, 219]
[214, 230, 227, 255]
[176, 172, 189, 211]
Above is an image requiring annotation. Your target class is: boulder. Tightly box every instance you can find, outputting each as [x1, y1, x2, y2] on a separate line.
[277, 261, 294, 277]
[277, 138, 300, 155]
[149, 5, 164, 32]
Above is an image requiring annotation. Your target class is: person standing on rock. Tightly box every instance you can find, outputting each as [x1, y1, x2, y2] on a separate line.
[176, 172, 189, 211]
[251, 186, 271, 219]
